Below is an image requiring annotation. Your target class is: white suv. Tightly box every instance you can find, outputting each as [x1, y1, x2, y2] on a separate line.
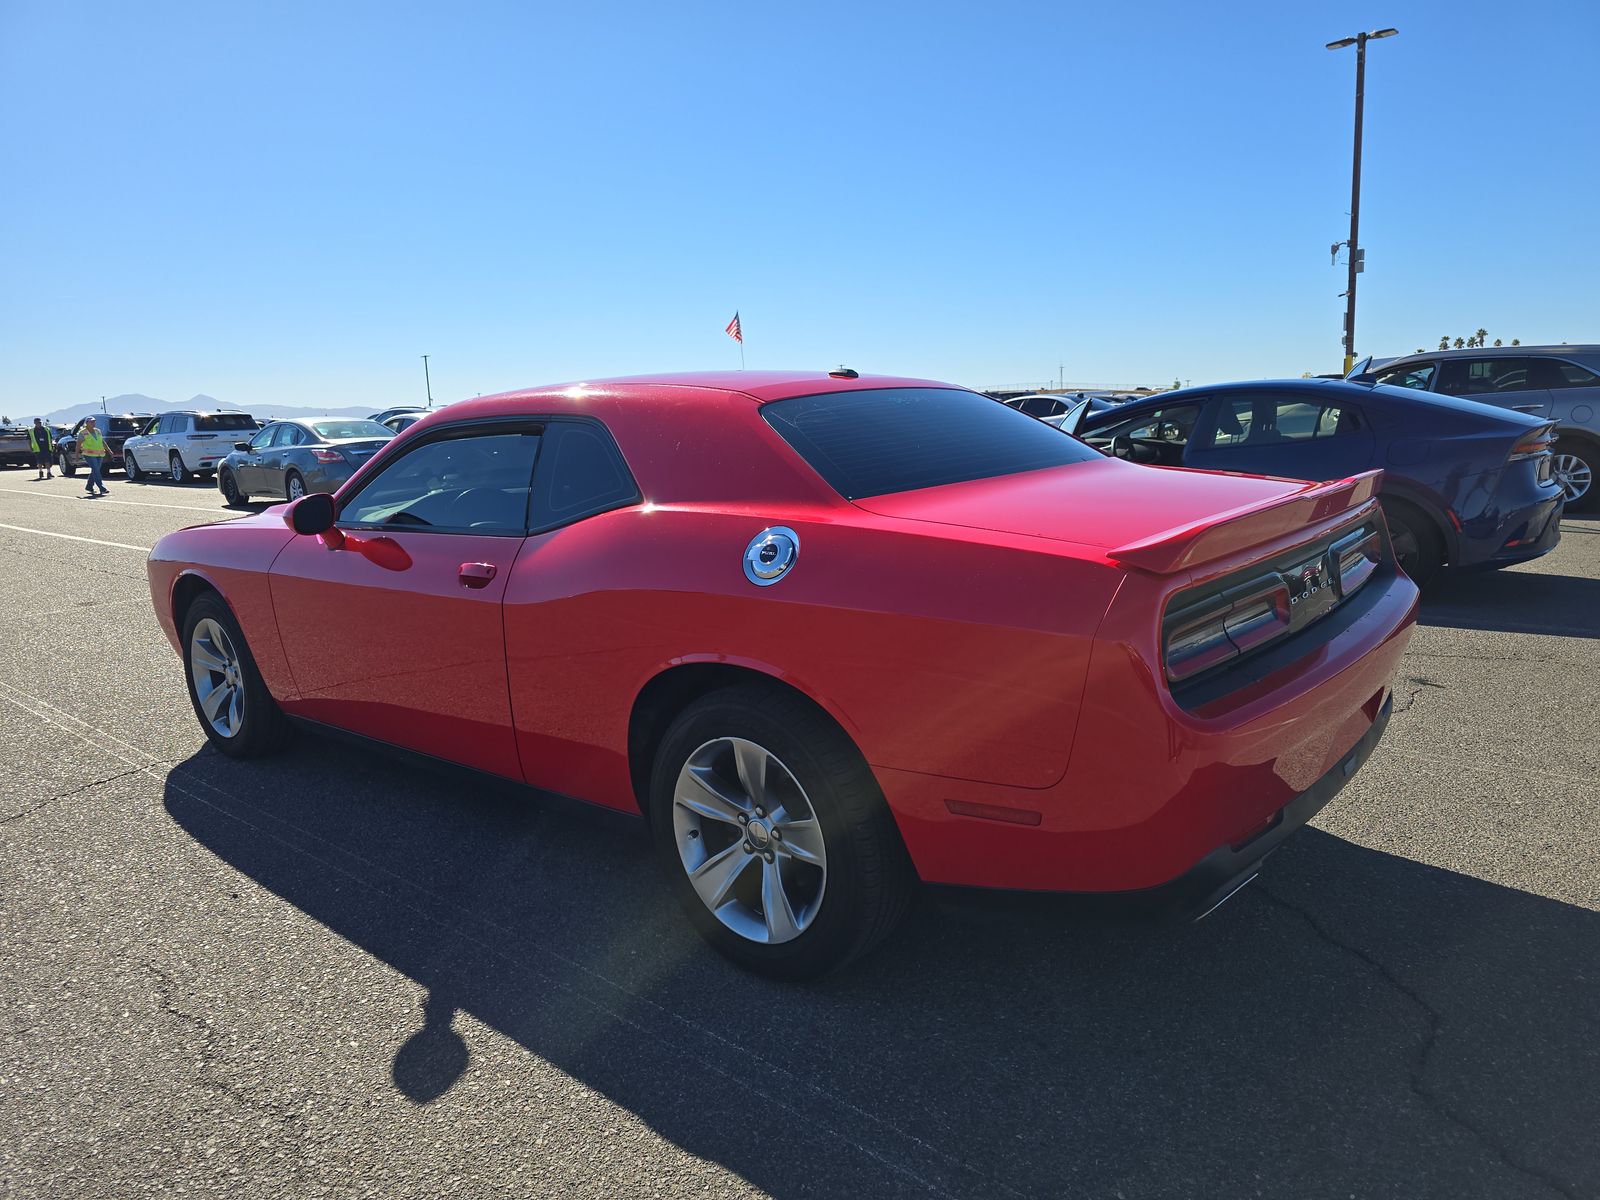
[123, 410, 260, 483]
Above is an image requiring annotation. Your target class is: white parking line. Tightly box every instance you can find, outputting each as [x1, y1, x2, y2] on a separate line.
[0, 522, 151, 552]
[0, 486, 232, 516]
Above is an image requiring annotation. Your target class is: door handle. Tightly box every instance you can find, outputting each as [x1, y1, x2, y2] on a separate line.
[459, 562, 498, 589]
[1512, 404, 1544, 413]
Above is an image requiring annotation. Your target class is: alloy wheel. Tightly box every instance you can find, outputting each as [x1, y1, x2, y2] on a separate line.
[287, 474, 305, 501]
[1552, 453, 1592, 504]
[671, 737, 827, 945]
[189, 617, 245, 738]
[170, 454, 184, 483]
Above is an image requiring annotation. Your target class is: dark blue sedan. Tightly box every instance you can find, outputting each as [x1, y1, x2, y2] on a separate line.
[1065, 379, 1564, 583]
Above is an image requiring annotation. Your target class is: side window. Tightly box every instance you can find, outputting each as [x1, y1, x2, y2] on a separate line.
[1015, 396, 1065, 418]
[530, 420, 640, 530]
[1092, 403, 1204, 446]
[1206, 395, 1359, 449]
[142, 417, 160, 436]
[275, 425, 305, 447]
[1530, 358, 1600, 390]
[249, 425, 277, 450]
[1374, 362, 1436, 391]
[1437, 358, 1534, 396]
[340, 429, 541, 535]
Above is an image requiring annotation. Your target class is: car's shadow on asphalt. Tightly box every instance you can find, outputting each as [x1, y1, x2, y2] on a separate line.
[1422, 568, 1600, 638]
[162, 742, 1598, 1199]
[1423, 514, 1600, 638]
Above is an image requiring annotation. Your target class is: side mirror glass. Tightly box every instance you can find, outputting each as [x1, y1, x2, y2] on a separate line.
[234, 441, 252, 452]
[284, 492, 336, 536]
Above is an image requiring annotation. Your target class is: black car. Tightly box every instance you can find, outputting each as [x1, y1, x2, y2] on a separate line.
[55, 414, 153, 476]
[1064, 378, 1563, 584]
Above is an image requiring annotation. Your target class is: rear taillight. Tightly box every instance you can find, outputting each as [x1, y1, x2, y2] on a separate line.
[1509, 424, 1555, 462]
[1332, 526, 1382, 596]
[1162, 518, 1386, 686]
[1165, 577, 1291, 682]
[310, 448, 344, 463]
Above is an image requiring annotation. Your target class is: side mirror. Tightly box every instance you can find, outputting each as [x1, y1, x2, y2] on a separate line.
[284, 492, 336, 536]
[234, 441, 252, 452]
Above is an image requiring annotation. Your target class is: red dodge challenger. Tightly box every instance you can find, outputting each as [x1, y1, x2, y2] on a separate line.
[148, 371, 1419, 976]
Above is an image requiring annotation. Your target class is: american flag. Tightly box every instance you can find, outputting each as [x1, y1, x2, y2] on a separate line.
[724, 312, 743, 344]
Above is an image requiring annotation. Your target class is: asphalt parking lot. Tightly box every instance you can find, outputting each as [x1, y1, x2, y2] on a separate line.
[2, 468, 1596, 1200]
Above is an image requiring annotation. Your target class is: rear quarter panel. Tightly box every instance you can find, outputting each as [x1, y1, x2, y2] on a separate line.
[502, 506, 1122, 812]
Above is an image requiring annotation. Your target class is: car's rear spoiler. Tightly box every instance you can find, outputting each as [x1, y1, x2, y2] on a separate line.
[1107, 470, 1384, 574]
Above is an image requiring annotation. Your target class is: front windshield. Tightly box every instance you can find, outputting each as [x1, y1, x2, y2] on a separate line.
[312, 419, 395, 440]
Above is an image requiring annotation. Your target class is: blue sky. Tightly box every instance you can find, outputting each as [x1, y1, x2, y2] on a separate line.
[2, 0, 1595, 414]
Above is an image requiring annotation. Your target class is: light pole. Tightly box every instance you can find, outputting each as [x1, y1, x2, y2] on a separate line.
[1326, 27, 1397, 375]
[421, 355, 434, 408]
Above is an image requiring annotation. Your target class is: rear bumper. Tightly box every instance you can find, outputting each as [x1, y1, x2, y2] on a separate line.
[1455, 493, 1563, 570]
[877, 568, 1419, 893]
[1138, 692, 1391, 919]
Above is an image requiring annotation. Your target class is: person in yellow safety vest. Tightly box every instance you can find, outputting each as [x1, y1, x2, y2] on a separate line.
[29, 418, 54, 479]
[79, 417, 110, 497]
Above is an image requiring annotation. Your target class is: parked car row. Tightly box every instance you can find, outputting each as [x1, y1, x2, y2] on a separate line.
[148, 369, 1425, 979]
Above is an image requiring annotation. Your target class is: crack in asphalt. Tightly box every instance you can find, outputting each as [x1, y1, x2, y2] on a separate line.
[0, 543, 144, 583]
[140, 960, 304, 1133]
[1255, 885, 1580, 1200]
[0, 766, 153, 827]
[1390, 674, 1448, 714]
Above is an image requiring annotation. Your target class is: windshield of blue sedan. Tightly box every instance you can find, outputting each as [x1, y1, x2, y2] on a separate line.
[762, 387, 1101, 500]
[312, 419, 394, 440]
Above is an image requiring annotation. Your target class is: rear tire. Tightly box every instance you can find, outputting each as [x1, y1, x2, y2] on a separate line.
[169, 452, 191, 484]
[1552, 438, 1597, 512]
[1381, 497, 1444, 586]
[219, 468, 249, 507]
[649, 683, 915, 979]
[285, 471, 306, 501]
[181, 594, 293, 758]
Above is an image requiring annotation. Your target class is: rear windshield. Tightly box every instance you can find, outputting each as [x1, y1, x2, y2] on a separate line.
[311, 419, 394, 440]
[106, 418, 145, 434]
[197, 414, 257, 432]
[762, 387, 1101, 500]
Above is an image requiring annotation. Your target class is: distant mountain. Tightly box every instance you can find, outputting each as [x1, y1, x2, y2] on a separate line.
[42, 393, 372, 425]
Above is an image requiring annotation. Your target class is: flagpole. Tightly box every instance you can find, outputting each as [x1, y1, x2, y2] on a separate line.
[739, 332, 745, 370]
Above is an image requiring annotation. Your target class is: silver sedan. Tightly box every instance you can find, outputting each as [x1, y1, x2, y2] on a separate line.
[217, 417, 394, 506]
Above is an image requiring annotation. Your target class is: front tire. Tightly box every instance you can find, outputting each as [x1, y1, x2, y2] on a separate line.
[1552, 438, 1597, 512]
[58, 450, 76, 478]
[169, 452, 192, 484]
[181, 594, 293, 758]
[125, 452, 143, 482]
[650, 683, 915, 978]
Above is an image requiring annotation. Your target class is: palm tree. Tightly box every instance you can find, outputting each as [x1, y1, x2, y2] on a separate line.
[1439, 336, 1451, 351]
[1454, 337, 1466, 349]
[1512, 338, 1521, 346]
[1494, 338, 1503, 347]
[1475, 328, 1489, 348]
